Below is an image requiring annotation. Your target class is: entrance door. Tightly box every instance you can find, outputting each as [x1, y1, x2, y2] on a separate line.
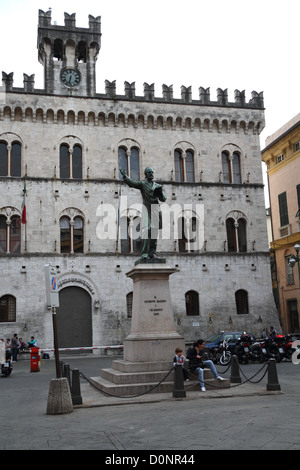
[56, 286, 92, 353]
[287, 299, 299, 332]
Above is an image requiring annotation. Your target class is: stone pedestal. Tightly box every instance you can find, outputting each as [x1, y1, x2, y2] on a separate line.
[124, 263, 185, 362]
[91, 262, 185, 396]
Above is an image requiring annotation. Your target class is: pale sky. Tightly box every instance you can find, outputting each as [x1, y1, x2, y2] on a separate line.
[1, 0, 299, 205]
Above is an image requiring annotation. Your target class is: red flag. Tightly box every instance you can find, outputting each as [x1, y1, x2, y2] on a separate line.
[21, 183, 26, 224]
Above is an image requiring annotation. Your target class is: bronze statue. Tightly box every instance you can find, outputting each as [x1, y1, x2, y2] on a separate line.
[120, 167, 167, 259]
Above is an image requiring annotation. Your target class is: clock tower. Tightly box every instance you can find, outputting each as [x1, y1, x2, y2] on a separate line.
[37, 10, 101, 96]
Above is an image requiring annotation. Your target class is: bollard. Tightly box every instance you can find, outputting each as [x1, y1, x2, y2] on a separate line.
[266, 358, 281, 391]
[71, 369, 83, 405]
[173, 365, 186, 398]
[230, 355, 241, 383]
[46, 377, 73, 415]
[62, 363, 71, 388]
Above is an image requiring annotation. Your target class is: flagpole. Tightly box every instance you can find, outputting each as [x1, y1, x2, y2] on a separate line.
[24, 178, 27, 252]
[116, 182, 122, 252]
[21, 179, 27, 252]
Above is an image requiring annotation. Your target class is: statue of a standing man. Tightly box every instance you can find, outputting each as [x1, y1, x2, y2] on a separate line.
[120, 167, 167, 259]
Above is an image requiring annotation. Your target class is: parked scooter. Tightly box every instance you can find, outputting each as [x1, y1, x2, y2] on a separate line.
[1, 349, 13, 377]
[265, 337, 281, 362]
[249, 339, 265, 363]
[235, 334, 252, 364]
[257, 340, 268, 361]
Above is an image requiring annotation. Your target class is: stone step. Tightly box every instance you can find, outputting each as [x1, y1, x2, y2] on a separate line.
[89, 375, 175, 396]
[101, 367, 174, 385]
[112, 359, 173, 373]
[90, 366, 230, 397]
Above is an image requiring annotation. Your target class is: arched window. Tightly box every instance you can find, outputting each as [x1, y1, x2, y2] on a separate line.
[126, 292, 133, 318]
[60, 215, 84, 254]
[0, 142, 8, 176]
[0, 215, 7, 253]
[73, 216, 84, 253]
[130, 147, 140, 181]
[10, 216, 21, 253]
[178, 216, 198, 253]
[11, 143, 21, 177]
[222, 150, 241, 184]
[0, 214, 21, 254]
[226, 217, 247, 253]
[235, 290, 249, 315]
[78, 41, 87, 62]
[237, 218, 247, 252]
[222, 151, 231, 184]
[60, 144, 82, 179]
[232, 152, 241, 184]
[118, 146, 140, 180]
[72, 145, 83, 179]
[60, 145, 70, 178]
[185, 290, 199, 316]
[174, 149, 195, 182]
[0, 141, 21, 177]
[226, 218, 236, 252]
[53, 39, 63, 60]
[60, 216, 71, 253]
[0, 295, 16, 322]
[120, 216, 141, 253]
[118, 147, 127, 179]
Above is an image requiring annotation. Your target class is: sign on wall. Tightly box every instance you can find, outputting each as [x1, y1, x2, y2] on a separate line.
[45, 263, 60, 308]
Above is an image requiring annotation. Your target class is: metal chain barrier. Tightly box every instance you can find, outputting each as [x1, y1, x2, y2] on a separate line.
[237, 362, 268, 384]
[60, 359, 271, 401]
[189, 363, 268, 389]
[78, 366, 175, 399]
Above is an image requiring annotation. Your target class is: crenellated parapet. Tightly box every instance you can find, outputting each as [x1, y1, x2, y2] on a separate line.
[1, 73, 264, 110]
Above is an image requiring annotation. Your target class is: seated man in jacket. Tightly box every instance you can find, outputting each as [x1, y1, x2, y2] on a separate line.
[187, 339, 225, 392]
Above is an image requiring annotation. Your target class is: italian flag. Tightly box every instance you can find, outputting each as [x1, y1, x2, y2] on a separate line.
[21, 183, 26, 224]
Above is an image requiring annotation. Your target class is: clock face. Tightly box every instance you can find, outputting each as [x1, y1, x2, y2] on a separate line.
[61, 68, 81, 87]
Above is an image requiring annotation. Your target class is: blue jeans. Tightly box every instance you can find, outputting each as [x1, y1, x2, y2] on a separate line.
[196, 360, 218, 387]
[12, 348, 18, 361]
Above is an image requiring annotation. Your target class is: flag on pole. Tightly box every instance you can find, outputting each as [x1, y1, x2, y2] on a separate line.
[21, 183, 26, 224]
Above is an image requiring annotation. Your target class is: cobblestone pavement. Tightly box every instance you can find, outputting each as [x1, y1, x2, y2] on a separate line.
[0, 355, 299, 451]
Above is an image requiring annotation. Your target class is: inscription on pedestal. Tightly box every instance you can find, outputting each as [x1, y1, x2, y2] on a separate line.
[144, 296, 167, 315]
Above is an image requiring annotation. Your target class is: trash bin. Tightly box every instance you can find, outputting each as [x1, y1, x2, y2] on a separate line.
[30, 347, 40, 372]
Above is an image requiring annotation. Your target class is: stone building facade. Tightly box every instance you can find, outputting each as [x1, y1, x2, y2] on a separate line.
[0, 10, 280, 352]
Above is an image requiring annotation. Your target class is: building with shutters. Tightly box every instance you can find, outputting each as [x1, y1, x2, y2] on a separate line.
[0, 10, 280, 352]
[262, 114, 300, 333]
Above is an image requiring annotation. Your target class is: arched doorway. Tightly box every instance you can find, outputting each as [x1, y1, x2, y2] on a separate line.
[56, 286, 92, 353]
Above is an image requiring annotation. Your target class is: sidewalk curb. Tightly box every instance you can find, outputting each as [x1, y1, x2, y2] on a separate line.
[74, 383, 283, 409]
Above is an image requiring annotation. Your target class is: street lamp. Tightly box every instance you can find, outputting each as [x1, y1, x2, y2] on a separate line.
[289, 244, 300, 283]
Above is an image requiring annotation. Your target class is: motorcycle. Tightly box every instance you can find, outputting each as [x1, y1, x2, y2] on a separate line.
[265, 337, 281, 362]
[249, 340, 265, 363]
[283, 335, 294, 360]
[205, 339, 232, 365]
[235, 334, 252, 364]
[274, 335, 285, 361]
[1, 349, 13, 377]
[258, 340, 268, 361]
[218, 339, 232, 365]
